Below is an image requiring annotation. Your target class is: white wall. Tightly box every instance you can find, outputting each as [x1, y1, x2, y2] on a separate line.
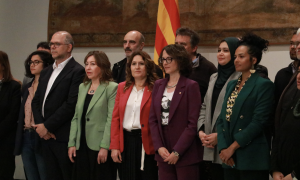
[0, 0, 292, 179]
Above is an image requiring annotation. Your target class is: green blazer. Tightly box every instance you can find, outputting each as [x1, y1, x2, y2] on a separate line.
[217, 72, 274, 170]
[68, 81, 118, 151]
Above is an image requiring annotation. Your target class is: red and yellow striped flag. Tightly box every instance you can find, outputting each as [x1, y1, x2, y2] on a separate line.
[154, 0, 181, 64]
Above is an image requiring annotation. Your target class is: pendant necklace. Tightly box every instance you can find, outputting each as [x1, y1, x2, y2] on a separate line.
[166, 83, 177, 89]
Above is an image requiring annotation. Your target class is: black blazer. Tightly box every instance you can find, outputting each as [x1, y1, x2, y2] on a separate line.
[0, 80, 21, 144]
[14, 81, 34, 155]
[32, 58, 85, 142]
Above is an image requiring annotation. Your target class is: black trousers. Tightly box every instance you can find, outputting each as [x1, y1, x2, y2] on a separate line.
[118, 129, 158, 180]
[199, 161, 224, 180]
[224, 168, 269, 180]
[0, 144, 15, 180]
[41, 140, 73, 180]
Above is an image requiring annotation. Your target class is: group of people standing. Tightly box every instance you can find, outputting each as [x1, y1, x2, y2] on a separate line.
[0, 27, 300, 180]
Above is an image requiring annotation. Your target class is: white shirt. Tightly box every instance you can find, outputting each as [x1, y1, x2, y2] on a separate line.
[123, 86, 144, 131]
[161, 88, 174, 125]
[42, 56, 72, 117]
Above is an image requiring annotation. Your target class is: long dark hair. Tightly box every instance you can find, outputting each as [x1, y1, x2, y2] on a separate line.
[124, 51, 159, 92]
[0, 51, 13, 82]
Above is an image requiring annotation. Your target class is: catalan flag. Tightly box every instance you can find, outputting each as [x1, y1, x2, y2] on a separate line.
[154, 0, 181, 64]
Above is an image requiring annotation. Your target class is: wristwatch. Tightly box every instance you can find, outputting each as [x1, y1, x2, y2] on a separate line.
[172, 151, 179, 157]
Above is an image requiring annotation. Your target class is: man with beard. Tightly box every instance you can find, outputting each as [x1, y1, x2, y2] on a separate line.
[274, 30, 299, 105]
[112, 30, 163, 83]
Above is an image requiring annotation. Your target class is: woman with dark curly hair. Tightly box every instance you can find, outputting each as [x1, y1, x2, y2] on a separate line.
[14, 50, 54, 180]
[217, 33, 274, 180]
[149, 44, 202, 180]
[110, 51, 159, 180]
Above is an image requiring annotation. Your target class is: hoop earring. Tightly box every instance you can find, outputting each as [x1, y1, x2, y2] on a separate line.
[250, 64, 256, 73]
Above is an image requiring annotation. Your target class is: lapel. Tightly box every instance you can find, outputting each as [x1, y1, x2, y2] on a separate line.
[140, 85, 151, 112]
[86, 82, 107, 115]
[211, 72, 241, 130]
[0, 82, 9, 102]
[120, 84, 133, 118]
[168, 76, 186, 122]
[154, 79, 168, 122]
[48, 58, 75, 95]
[40, 67, 54, 103]
[205, 73, 218, 131]
[230, 73, 259, 132]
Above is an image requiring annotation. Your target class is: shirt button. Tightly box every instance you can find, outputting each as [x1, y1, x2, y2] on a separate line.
[240, 115, 244, 119]
[142, 124, 144, 127]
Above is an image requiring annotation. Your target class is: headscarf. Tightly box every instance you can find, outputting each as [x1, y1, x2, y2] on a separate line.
[215, 37, 239, 88]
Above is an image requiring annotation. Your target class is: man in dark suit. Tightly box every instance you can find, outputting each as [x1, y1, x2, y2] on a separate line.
[32, 31, 85, 180]
[112, 30, 163, 83]
[175, 27, 217, 98]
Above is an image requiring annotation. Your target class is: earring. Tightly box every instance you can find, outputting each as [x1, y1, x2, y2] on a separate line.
[250, 64, 256, 73]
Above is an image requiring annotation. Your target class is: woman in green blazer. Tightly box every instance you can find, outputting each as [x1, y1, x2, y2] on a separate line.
[68, 51, 118, 180]
[217, 33, 274, 180]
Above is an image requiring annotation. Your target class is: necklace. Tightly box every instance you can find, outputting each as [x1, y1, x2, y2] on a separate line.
[89, 83, 97, 94]
[166, 83, 177, 89]
[225, 74, 251, 122]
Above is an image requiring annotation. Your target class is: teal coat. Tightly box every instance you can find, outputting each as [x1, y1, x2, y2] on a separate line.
[217, 72, 274, 170]
[68, 81, 118, 151]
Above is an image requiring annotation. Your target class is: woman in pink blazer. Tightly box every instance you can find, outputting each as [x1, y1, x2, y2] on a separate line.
[110, 51, 159, 180]
[149, 44, 202, 180]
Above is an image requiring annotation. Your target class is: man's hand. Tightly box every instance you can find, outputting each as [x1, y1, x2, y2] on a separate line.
[32, 123, 48, 138]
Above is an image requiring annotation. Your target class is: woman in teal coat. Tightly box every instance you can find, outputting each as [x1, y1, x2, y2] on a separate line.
[217, 33, 274, 180]
[68, 51, 118, 180]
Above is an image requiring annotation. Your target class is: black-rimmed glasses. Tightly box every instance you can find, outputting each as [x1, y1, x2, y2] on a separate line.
[159, 57, 173, 64]
[28, 61, 43, 66]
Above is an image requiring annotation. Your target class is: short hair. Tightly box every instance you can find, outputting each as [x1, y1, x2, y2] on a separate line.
[297, 28, 300, 35]
[0, 51, 13, 82]
[37, 41, 50, 50]
[176, 27, 200, 48]
[124, 51, 159, 92]
[158, 44, 192, 77]
[54, 31, 74, 51]
[139, 33, 145, 44]
[238, 33, 269, 68]
[83, 51, 113, 84]
[24, 51, 54, 78]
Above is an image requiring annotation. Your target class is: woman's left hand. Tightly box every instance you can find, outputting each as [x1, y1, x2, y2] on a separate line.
[164, 152, 179, 165]
[283, 174, 293, 180]
[219, 147, 235, 164]
[97, 148, 108, 164]
[202, 133, 218, 148]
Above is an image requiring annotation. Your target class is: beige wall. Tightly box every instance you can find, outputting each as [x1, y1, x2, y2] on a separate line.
[0, 0, 293, 179]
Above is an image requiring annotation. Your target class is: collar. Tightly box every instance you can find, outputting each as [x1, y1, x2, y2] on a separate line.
[53, 56, 72, 69]
[133, 85, 144, 93]
[192, 53, 201, 67]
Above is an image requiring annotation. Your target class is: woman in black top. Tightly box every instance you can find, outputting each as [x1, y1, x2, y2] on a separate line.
[0, 51, 21, 179]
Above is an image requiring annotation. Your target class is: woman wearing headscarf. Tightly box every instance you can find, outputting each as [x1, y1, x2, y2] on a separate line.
[198, 37, 240, 180]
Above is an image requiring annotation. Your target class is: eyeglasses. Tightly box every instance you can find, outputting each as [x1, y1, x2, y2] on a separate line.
[290, 42, 300, 48]
[28, 61, 43, 66]
[159, 57, 173, 64]
[49, 42, 69, 48]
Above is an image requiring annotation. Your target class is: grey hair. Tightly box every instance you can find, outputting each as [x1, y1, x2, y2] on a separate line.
[56, 31, 74, 51]
[297, 28, 300, 35]
[139, 33, 145, 44]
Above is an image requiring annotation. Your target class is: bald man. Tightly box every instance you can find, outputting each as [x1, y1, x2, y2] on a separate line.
[32, 31, 85, 180]
[112, 30, 163, 83]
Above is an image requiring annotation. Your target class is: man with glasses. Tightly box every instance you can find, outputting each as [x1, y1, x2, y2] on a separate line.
[175, 27, 217, 98]
[274, 30, 300, 105]
[32, 31, 85, 180]
[112, 30, 163, 83]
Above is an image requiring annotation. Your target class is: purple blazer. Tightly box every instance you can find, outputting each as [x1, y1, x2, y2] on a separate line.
[149, 76, 203, 167]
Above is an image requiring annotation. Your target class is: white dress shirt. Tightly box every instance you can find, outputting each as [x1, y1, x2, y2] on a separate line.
[42, 56, 72, 117]
[123, 86, 144, 131]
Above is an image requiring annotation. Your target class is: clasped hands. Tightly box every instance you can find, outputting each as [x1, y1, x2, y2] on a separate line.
[32, 123, 56, 140]
[273, 171, 293, 180]
[199, 131, 217, 148]
[158, 147, 179, 165]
